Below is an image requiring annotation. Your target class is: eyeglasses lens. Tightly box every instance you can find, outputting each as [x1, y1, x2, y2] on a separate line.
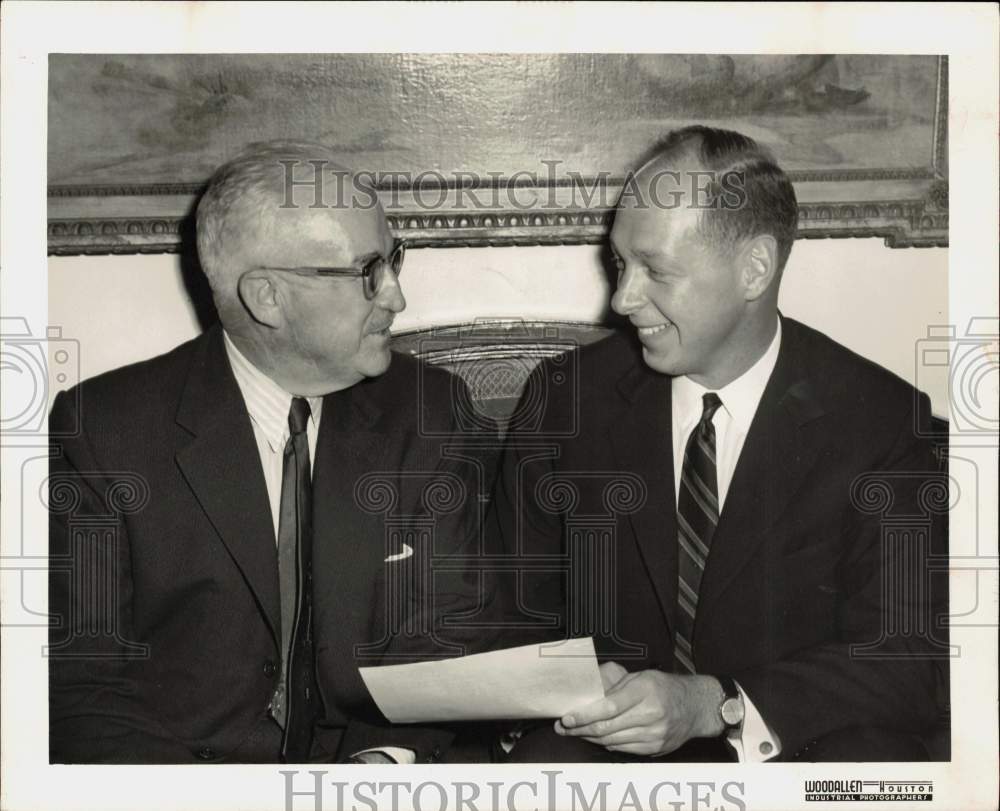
[363, 245, 404, 300]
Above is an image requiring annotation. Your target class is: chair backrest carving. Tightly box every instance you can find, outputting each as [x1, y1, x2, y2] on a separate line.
[392, 320, 613, 435]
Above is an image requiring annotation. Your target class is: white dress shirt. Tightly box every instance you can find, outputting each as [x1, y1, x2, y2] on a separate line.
[224, 333, 415, 764]
[670, 317, 783, 762]
[224, 332, 323, 540]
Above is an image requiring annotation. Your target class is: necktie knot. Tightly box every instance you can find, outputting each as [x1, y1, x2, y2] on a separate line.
[288, 397, 311, 436]
[701, 392, 723, 425]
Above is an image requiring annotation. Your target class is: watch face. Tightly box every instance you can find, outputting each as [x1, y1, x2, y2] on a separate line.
[720, 697, 744, 726]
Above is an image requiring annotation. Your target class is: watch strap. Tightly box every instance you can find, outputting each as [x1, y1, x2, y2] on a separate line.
[717, 674, 740, 702]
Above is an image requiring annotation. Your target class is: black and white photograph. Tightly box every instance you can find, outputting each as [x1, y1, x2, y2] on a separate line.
[2, 3, 997, 811]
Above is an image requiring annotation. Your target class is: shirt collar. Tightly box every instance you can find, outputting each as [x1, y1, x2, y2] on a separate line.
[223, 331, 324, 453]
[672, 317, 782, 432]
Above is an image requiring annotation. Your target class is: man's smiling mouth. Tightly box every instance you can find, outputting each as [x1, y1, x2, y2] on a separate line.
[637, 323, 671, 337]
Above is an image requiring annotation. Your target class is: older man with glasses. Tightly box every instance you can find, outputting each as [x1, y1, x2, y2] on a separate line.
[49, 141, 498, 764]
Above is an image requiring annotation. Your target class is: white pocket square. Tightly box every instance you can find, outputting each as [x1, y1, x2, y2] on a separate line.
[384, 543, 414, 563]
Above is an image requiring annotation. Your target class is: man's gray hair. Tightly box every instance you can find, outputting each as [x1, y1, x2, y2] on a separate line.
[195, 140, 345, 320]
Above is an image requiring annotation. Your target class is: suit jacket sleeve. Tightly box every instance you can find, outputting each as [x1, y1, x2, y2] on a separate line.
[49, 389, 197, 763]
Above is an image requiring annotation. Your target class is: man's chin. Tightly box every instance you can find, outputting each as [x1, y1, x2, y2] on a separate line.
[640, 345, 682, 376]
[358, 348, 393, 379]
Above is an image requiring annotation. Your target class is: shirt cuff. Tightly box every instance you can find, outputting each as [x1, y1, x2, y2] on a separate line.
[725, 681, 781, 762]
[352, 746, 416, 764]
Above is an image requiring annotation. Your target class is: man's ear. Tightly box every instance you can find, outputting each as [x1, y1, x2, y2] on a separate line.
[237, 270, 284, 328]
[739, 234, 780, 301]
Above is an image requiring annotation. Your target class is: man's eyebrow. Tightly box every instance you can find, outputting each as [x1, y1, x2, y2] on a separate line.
[613, 243, 668, 262]
[347, 249, 382, 265]
[632, 247, 665, 261]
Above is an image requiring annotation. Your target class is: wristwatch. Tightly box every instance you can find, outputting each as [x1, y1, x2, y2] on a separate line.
[716, 675, 745, 732]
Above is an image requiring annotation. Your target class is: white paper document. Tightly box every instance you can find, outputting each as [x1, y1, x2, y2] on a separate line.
[359, 637, 604, 723]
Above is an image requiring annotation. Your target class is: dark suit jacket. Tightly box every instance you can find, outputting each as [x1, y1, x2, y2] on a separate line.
[49, 324, 498, 763]
[490, 315, 947, 758]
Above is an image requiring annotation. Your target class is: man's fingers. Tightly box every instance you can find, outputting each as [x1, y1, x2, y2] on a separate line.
[561, 677, 649, 728]
[580, 726, 659, 747]
[566, 704, 661, 740]
[599, 661, 628, 691]
[560, 694, 651, 737]
[603, 669, 643, 697]
[559, 697, 620, 729]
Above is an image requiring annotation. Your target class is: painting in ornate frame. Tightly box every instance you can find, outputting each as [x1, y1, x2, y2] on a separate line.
[48, 53, 948, 255]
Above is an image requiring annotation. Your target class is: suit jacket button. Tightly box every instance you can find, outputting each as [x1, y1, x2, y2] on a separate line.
[263, 660, 277, 678]
[197, 747, 216, 760]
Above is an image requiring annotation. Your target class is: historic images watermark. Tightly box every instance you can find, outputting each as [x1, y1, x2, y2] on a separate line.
[848, 469, 952, 660]
[913, 318, 998, 439]
[912, 318, 998, 636]
[281, 770, 747, 811]
[1, 317, 83, 637]
[1, 316, 80, 440]
[277, 159, 749, 213]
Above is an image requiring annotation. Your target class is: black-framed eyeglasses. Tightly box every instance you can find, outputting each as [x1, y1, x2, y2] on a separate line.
[259, 241, 405, 300]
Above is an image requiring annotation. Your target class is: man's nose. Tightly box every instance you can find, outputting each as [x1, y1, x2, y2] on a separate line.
[610, 265, 647, 316]
[377, 269, 407, 314]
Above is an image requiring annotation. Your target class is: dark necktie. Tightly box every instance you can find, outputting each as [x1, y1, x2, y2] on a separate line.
[274, 397, 320, 761]
[675, 392, 723, 674]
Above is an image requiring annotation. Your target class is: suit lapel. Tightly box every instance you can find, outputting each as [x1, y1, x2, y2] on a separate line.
[174, 326, 282, 647]
[697, 319, 828, 624]
[311, 378, 393, 653]
[609, 362, 679, 636]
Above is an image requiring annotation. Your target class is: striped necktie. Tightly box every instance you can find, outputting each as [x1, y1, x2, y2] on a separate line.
[674, 392, 723, 674]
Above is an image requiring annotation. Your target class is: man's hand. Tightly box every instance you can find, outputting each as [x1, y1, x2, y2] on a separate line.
[348, 750, 396, 764]
[598, 661, 628, 690]
[555, 663, 725, 756]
